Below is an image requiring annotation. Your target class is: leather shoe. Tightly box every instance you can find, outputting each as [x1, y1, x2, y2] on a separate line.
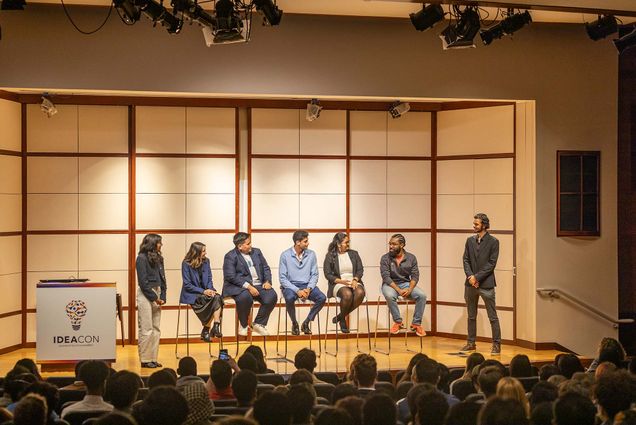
[211, 322, 223, 338]
[155, 362, 162, 367]
[141, 362, 158, 368]
[491, 343, 501, 355]
[339, 319, 350, 334]
[301, 321, 312, 335]
[460, 343, 476, 352]
[291, 322, 300, 336]
[201, 327, 210, 341]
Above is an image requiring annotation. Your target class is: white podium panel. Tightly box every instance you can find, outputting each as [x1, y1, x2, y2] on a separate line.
[36, 282, 116, 363]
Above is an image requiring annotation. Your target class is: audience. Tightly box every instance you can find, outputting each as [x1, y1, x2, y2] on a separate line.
[177, 357, 205, 389]
[208, 360, 235, 400]
[587, 337, 626, 373]
[595, 370, 636, 425]
[61, 360, 113, 418]
[351, 354, 377, 396]
[13, 393, 47, 425]
[237, 353, 259, 374]
[105, 370, 142, 414]
[556, 354, 584, 379]
[478, 397, 529, 425]
[232, 370, 258, 407]
[20, 381, 61, 424]
[495, 377, 529, 416]
[527, 380, 557, 409]
[444, 400, 482, 425]
[529, 401, 553, 425]
[133, 386, 189, 425]
[315, 407, 354, 425]
[538, 364, 560, 381]
[288, 369, 315, 386]
[60, 360, 88, 391]
[397, 353, 428, 385]
[362, 393, 395, 425]
[332, 383, 360, 405]
[414, 386, 449, 425]
[182, 382, 214, 425]
[148, 368, 177, 389]
[508, 354, 533, 378]
[553, 391, 596, 425]
[294, 348, 324, 384]
[253, 391, 291, 425]
[287, 383, 316, 425]
[335, 396, 364, 425]
[245, 345, 274, 374]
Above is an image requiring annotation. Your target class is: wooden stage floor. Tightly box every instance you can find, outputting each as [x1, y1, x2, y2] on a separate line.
[0, 336, 566, 377]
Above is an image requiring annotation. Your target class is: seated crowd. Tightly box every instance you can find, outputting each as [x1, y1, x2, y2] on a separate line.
[0, 336, 635, 425]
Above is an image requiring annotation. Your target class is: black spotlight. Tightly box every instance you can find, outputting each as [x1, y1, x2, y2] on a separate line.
[440, 6, 480, 49]
[141, 0, 182, 33]
[1, 0, 26, 10]
[113, 0, 141, 24]
[614, 25, 636, 54]
[409, 3, 444, 32]
[585, 15, 618, 40]
[480, 10, 531, 45]
[254, 0, 282, 26]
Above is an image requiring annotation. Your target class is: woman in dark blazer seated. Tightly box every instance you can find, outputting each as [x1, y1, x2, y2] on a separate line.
[180, 242, 224, 342]
[323, 232, 366, 333]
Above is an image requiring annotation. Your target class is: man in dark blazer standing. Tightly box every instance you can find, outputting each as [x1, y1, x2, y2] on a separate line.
[222, 232, 277, 336]
[461, 213, 501, 355]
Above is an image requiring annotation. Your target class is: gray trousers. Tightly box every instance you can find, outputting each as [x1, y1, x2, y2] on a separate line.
[137, 287, 161, 363]
[464, 286, 501, 344]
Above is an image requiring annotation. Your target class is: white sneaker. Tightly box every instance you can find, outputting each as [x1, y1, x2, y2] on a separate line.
[252, 324, 269, 336]
[238, 325, 249, 336]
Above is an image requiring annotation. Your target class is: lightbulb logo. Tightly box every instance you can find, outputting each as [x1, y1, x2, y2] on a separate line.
[65, 300, 87, 331]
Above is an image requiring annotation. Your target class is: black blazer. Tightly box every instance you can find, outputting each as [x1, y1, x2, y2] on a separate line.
[462, 233, 499, 289]
[222, 247, 272, 297]
[135, 253, 167, 302]
[323, 249, 364, 298]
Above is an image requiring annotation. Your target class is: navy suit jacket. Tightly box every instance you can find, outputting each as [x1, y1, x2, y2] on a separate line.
[222, 247, 272, 297]
[179, 258, 216, 305]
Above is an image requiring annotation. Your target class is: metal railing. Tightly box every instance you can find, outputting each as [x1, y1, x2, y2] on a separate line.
[537, 287, 634, 328]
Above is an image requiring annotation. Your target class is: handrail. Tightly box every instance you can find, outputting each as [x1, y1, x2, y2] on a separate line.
[537, 287, 635, 328]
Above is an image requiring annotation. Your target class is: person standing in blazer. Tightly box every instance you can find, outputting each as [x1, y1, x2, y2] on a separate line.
[180, 242, 224, 342]
[136, 233, 166, 369]
[461, 213, 501, 355]
[323, 232, 366, 333]
[222, 232, 277, 337]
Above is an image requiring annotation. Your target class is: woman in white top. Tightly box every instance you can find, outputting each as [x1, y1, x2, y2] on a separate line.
[323, 232, 366, 333]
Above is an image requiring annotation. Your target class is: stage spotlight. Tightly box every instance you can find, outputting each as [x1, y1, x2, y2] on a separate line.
[141, 0, 182, 33]
[409, 3, 444, 32]
[440, 6, 480, 49]
[40, 95, 58, 118]
[306, 99, 323, 122]
[585, 15, 618, 40]
[480, 10, 532, 45]
[614, 25, 636, 54]
[1, 0, 26, 10]
[254, 0, 282, 26]
[113, 0, 140, 24]
[389, 101, 410, 119]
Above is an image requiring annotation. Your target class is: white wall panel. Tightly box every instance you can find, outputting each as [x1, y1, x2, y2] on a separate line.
[387, 112, 431, 156]
[79, 194, 128, 230]
[436, 195, 473, 230]
[78, 105, 128, 153]
[495, 235, 514, 270]
[350, 195, 386, 229]
[0, 99, 21, 151]
[387, 160, 431, 194]
[27, 194, 78, 230]
[27, 312, 36, 343]
[186, 107, 235, 154]
[0, 236, 21, 275]
[299, 195, 346, 229]
[135, 233, 186, 271]
[0, 315, 21, 348]
[136, 106, 186, 154]
[79, 157, 128, 193]
[136, 157, 185, 194]
[27, 235, 78, 272]
[27, 271, 77, 309]
[0, 155, 21, 194]
[401, 232, 431, 267]
[251, 159, 299, 194]
[186, 194, 235, 229]
[27, 157, 78, 193]
[27, 104, 78, 152]
[0, 273, 21, 312]
[350, 160, 386, 194]
[79, 234, 128, 271]
[88, 270, 129, 307]
[349, 233, 387, 270]
[251, 109, 299, 155]
[436, 304, 513, 341]
[185, 233, 234, 268]
[300, 110, 346, 155]
[164, 269, 182, 305]
[186, 158, 235, 194]
[299, 159, 346, 194]
[0, 195, 21, 232]
[436, 232, 472, 268]
[136, 194, 186, 229]
[437, 267, 468, 303]
[249, 234, 295, 267]
[437, 160, 474, 195]
[251, 194, 299, 229]
[474, 158, 514, 194]
[474, 194, 514, 231]
[350, 111, 387, 156]
[387, 194, 430, 228]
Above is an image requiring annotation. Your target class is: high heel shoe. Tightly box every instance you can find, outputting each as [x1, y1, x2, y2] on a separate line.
[211, 322, 223, 338]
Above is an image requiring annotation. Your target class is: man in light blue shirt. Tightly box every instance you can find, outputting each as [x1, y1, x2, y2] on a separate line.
[279, 230, 326, 336]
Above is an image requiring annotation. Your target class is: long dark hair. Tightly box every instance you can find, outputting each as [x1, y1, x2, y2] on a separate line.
[139, 234, 163, 267]
[328, 232, 348, 255]
[184, 242, 206, 269]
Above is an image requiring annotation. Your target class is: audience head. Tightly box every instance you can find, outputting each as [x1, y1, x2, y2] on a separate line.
[74, 360, 88, 379]
[105, 370, 142, 410]
[594, 370, 636, 422]
[629, 357, 636, 375]
[404, 353, 428, 381]
[289, 369, 314, 386]
[215, 418, 258, 425]
[553, 391, 596, 425]
[477, 366, 504, 398]
[495, 377, 529, 416]
[478, 397, 529, 425]
[288, 383, 316, 425]
[332, 383, 360, 404]
[615, 410, 636, 425]
[352, 354, 377, 388]
[315, 407, 354, 425]
[244, 345, 268, 374]
[509, 354, 533, 378]
[465, 352, 486, 378]
[556, 354, 584, 379]
[232, 370, 258, 406]
[412, 357, 440, 385]
[237, 352, 259, 374]
[596, 337, 626, 364]
[415, 387, 449, 425]
[94, 412, 138, 425]
[335, 396, 364, 425]
[22, 381, 59, 419]
[529, 401, 553, 425]
[445, 400, 482, 425]
[538, 364, 560, 381]
[80, 360, 110, 394]
[438, 362, 451, 392]
[15, 358, 42, 380]
[177, 356, 197, 377]
[362, 393, 396, 425]
[595, 361, 618, 380]
[253, 391, 292, 425]
[210, 359, 233, 391]
[135, 386, 188, 425]
[294, 348, 318, 374]
[558, 372, 593, 398]
[451, 379, 477, 401]
[547, 374, 567, 387]
[182, 382, 214, 425]
[13, 393, 47, 425]
[148, 369, 177, 389]
[4, 366, 34, 402]
[528, 380, 558, 409]
[406, 383, 436, 423]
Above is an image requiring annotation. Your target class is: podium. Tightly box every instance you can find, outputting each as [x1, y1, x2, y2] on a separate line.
[36, 281, 117, 371]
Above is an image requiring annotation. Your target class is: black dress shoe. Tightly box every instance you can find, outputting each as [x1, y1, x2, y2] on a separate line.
[141, 362, 158, 368]
[291, 322, 300, 336]
[301, 321, 312, 335]
[201, 327, 210, 341]
[339, 319, 350, 334]
[211, 322, 223, 338]
[155, 362, 162, 367]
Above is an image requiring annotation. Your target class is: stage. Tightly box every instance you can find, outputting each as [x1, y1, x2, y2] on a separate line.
[0, 336, 568, 377]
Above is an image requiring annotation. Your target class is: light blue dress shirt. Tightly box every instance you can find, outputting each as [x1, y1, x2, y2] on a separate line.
[278, 247, 319, 292]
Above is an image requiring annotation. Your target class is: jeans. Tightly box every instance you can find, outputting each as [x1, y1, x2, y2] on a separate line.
[464, 285, 500, 344]
[282, 285, 326, 324]
[233, 286, 278, 327]
[381, 282, 427, 325]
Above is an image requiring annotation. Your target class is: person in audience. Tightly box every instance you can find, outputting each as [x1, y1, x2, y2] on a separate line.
[478, 397, 529, 425]
[509, 354, 533, 378]
[288, 383, 316, 425]
[176, 356, 204, 389]
[586, 337, 626, 373]
[547, 374, 567, 387]
[13, 393, 47, 425]
[402, 383, 436, 424]
[438, 362, 453, 393]
[237, 353, 259, 374]
[215, 418, 258, 425]
[315, 407, 354, 425]
[323, 232, 366, 333]
[615, 410, 636, 425]
[469, 366, 503, 403]
[294, 348, 324, 384]
[538, 364, 559, 382]
[414, 387, 449, 425]
[556, 354, 584, 379]
[380, 233, 427, 337]
[289, 369, 315, 386]
[279, 230, 326, 336]
[529, 401, 553, 425]
[0, 407, 12, 424]
[362, 393, 396, 425]
[552, 392, 596, 425]
[351, 354, 377, 396]
[400, 358, 459, 415]
[105, 370, 142, 414]
[595, 370, 636, 425]
[15, 358, 42, 381]
[136, 233, 166, 368]
[596, 361, 618, 380]
[253, 391, 292, 425]
[180, 241, 223, 342]
[148, 369, 177, 389]
[558, 372, 593, 398]
[182, 382, 214, 425]
[397, 353, 428, 386]
[208, 360, 235, 400]
[232, 370, 258, 407]
[0, 366, 30, 407]
[495, 377, 529, 416]
[245, 345, 274, 374]
[222, 232, 277, 337]
[452, 379, 477, 402]
[20, 381, 61, 424]
[335, 396, 364, 425]
[133, 386, 189, 425]
[450, 352, 485, 394]
[444, 400, 482, 425]
[528, 381, 557, 410]
[94, 412, 138, 425]
[332, 383, 360, 405]
[61, 360, 113, 418]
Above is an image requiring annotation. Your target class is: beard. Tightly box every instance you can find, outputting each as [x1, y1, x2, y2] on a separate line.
[389, 249, 400, 257]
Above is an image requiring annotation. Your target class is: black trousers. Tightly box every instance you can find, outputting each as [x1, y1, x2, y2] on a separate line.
[232, 286, 277, 328]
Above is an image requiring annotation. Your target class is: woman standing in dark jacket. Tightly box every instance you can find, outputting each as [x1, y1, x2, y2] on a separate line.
[180, 242, 224, 342]
[323, 232, 366, 333]
[136, 233, 166, 368]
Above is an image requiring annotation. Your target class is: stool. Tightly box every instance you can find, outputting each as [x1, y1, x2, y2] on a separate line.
[275, 295, 322, 363]
[224, 297, 268, 357]
[373, 295, 423, 355]
[174, 303, 221, 359]
[323, 295, 371, 356]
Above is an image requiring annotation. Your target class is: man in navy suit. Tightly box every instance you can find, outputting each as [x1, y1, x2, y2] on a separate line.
[222, 232, 277, 336]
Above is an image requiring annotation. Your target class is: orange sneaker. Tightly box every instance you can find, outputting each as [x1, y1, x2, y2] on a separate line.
[390, 322, 404, 334]
[410, 324, 426, 337]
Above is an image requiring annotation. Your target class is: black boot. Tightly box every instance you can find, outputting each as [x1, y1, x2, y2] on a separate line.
[201, 326, 210, 342]
[339, 318, 350, 334]
[211, 322, 222, 338]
